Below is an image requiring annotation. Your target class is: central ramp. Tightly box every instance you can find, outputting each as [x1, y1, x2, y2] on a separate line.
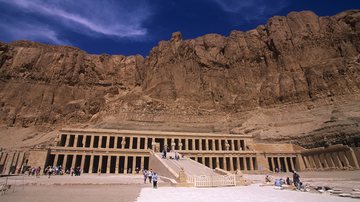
[149, 151, 240, 187]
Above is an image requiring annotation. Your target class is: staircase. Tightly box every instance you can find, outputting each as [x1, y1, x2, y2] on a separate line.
[149, 151, 241, 187]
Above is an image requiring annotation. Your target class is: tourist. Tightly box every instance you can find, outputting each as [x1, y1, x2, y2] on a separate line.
[48, 166, 53, 178]
[70, 167, 74, 176]
[175, 152, 179, 160]
[148, 169, 153, 183]
[152, 172, 158, 189]
[286, 177, 291, 185]
[35, 166, 41, 178]
[162, 149, 167, 159]
[142, 169, 148, 183]
[274, 178, 283, 188]
[265, 175, 271, 183]
[292, 171, 300, 188]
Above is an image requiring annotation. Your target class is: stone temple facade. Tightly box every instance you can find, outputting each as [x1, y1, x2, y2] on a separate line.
[0, 128, 359, 175]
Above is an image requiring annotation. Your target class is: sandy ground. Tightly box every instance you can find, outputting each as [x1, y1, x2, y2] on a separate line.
[0, 171, 359, 202]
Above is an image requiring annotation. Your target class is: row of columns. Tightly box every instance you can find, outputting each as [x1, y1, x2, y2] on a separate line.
[0, 151, 26, 175]
[52, 153, 148, 174]
[302, 150, 359, 170]
[268, 156, 295, 172]
[59, 134, 247, 152]
[189, 156, 256, 172]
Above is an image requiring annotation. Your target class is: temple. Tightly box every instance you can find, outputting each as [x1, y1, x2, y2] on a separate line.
[1, 128, 359, 176]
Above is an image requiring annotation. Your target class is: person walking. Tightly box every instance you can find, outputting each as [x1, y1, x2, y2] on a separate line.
[148, 169, 153, 183]
[142, 169, 148, 183]
[152, 172, 158, 189]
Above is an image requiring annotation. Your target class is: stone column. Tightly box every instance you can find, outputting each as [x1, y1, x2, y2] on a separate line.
[178, 141, 183, 151]
[89, 155, 94, 174]
[320, 153, 329, 169]
[63, 154, 68, 170]
[290, 157, 295, 171]
[115, 156, 119, 174]
[124, 156, 128, 174]
[171, 139, 175, 151]
[210, 157, 213, 169]
[212, 139, 216, 151]
[283, 157, 289, 172]
[249, 157, 254, 171]
[144, 138, 148, 150]
[205, 139, 209, 151]
[114, 136, 118, 149]
[313, 155, 321, 170]
[223, 157, 228, 171]
[0, 153, 4, 164]
[243, 140, 246, 150]
[302, 156, 310, 170]
[331, 152, 342, 169]
[65, 135, 70, 147]
[74, 135, 79, 148]
[83, 136, 86, 148]
[216, 157, 220, 168]
[98, 155, 103, 173]
[231, 140, 235, 151]
[199, 139, 203, 151]
[185, 139, 189, 150]
[106, 136, 110, 148]
[272, 157, 277, 172]
[3, 152, 14, 174]
[230, 156, 234, 171]
[16, 152, 25, 173]
[90, 136, 95, 148]
[346, 149, 360, 169]
[140, 156, 144, 170]
[53, 154, 59, 167]
[137, 137, 141, 150]
[121, 138, 126, 149]
[106, 156, 111, 174]
[132, 157, 136, 174]
[218, 140, 222, 151]
[237, 157, 241, 171]
[129, 137, 134, 149]
[338, 151, 350, 168]
[80, 155, 85, 171]
[192, 139, 196, 151]
[325, 153, 335, 169]
[71, 155, 76, 169]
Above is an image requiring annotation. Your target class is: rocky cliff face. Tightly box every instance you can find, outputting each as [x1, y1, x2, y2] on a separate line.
[0, 10, 359, 148]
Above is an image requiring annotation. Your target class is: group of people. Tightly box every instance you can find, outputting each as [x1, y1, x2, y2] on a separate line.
[267, 170, 305, 190]
[142, 169, 159, 189]
[29, 165, 82, 178]
[29, 166, 41, 177]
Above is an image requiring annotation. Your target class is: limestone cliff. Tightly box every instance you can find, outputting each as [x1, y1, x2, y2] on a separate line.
[0, 10, 359, 149]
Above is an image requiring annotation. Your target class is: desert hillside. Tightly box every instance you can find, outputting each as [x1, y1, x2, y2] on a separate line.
[0, 10, 359, 150]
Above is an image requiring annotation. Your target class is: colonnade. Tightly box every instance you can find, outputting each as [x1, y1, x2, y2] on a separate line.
[0, 151, 26, 175]
[58, 133, 248, 152]
[49, 153, 149, 174]
[188, 155, 257, 172]
[302, 149, 360, 170]
[267, 156, 296, 172]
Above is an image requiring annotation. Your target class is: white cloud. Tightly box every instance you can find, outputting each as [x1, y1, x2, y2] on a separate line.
[1, 0, 152, 38]
[0, 20, 68, 45]
[211, 0, 288, 22]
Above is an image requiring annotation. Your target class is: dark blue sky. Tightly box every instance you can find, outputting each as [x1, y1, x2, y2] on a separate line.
[0, 0, 359, 56]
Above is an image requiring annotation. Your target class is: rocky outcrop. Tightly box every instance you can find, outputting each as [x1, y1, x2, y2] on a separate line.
[143, 10, 360, 110]
[0, 10, 359, 148]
